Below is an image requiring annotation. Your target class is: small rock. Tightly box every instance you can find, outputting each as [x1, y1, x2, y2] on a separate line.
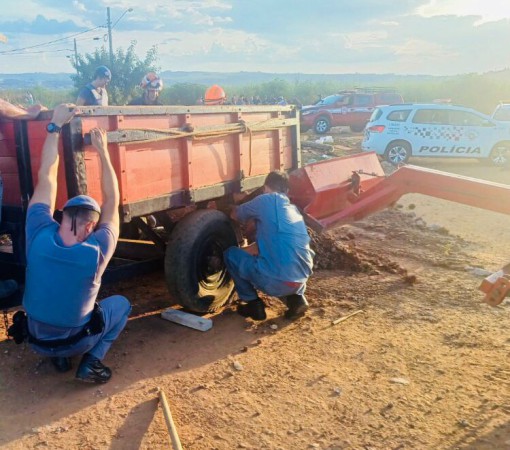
[240, 346, 249, 353]
[333, 387, 342, 396]
[389, 377, 410, 385]
[233, 361, 243, 371]
[415, 218, 427, 228]
[458, 419, 471, 428]
[469, 267, 492, 277]
[403, 274, 417, 285]
[176, 363, 182, 369]
[270, 324, 278, 330]
[310, 444, 320, 449]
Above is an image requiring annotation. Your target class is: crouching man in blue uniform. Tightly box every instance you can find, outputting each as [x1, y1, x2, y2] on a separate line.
[224, 171, 315, 321]
[22, 105, 131, 383]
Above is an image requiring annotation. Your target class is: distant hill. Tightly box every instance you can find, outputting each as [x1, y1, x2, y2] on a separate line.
[0, 72, 74, 89]
[1, 69, 506, 91]
[0, 71, 445, 91]
[159, 71, 441, 86]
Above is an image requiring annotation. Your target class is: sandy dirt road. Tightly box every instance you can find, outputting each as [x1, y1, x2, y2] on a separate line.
[1, 140, 509, 450]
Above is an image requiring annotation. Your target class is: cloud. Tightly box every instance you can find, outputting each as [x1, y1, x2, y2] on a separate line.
[0, 14, 85, 34]
[1, 0, 510, 76]
[73, 0, 87, 12]
[342, 31, 389, 51]
[416, 0, 510, 24]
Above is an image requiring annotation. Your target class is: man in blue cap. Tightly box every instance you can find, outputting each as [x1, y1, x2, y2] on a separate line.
[22, 104, 130, 383]
[76, 66, 111, 106]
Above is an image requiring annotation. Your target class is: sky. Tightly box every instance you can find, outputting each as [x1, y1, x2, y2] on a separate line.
[1, 0, 510, 76]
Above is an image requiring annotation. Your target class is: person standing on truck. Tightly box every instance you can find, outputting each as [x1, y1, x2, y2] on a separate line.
[224, 171, 315, 321]
[22, 104, 131, 384]
[76, 66, 111, 106]
[0, 99, 46, 303]
[128, 72, 164, 106]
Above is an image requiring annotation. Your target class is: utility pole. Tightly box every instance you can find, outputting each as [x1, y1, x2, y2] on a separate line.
[73, 38, 79, 74]
[107, 7, 114, 68]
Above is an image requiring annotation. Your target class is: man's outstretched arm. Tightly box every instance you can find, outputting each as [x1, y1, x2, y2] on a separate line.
[90, 128, 120, 234]
[29, 104, 76, 211]
[0, 98, 46, 120]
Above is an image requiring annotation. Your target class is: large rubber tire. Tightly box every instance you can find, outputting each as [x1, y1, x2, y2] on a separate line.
[314, 116, 331, 134]
[164, 209, 237, 312]
[489, 143, 510, 167]
[385, 141, 411, 165]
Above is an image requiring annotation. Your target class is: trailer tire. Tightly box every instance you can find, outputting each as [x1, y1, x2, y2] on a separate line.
[164, 209, 237, 312]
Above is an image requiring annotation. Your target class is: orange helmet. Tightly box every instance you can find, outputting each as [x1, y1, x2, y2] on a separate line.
[140, 72, 163, 91]
[204, 84, 226, 105]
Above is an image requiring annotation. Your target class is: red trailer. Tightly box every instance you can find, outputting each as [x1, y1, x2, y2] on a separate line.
[0, 104, 300, 311]
[1, 105, 510, 312]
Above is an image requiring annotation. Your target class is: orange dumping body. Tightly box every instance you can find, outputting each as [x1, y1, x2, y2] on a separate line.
[289, 152, 510, 231]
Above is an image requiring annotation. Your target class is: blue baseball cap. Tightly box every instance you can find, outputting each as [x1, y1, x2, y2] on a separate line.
[94, 65, 112, 81]
[63, 195, 101, 214]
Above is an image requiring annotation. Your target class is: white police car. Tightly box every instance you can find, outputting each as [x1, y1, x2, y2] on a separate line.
[362, 104, 510, 166]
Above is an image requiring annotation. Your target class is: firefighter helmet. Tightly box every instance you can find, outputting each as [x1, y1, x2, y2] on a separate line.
[140, 72, 163, 91]
[204, 84, 226, 105]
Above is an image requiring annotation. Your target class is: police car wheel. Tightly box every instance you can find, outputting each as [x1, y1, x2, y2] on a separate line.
[314, 117, 330, 134]
[489, 144, 509, 167]
[385, 141, 411, 165]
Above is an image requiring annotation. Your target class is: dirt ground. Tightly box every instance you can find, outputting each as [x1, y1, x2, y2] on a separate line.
[1, 128, 510, 450]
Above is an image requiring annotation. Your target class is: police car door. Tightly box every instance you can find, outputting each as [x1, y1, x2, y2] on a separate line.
[446, 110, 496, 158]
[409, 108, 459, 157]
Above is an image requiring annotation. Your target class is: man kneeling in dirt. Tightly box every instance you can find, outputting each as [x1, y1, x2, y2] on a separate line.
[22, 105, 131, 383]
[224, 171, 315, 321]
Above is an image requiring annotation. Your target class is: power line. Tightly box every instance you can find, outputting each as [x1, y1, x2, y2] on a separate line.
[5, 48, 75, 56]
[0, 25, 104, 55]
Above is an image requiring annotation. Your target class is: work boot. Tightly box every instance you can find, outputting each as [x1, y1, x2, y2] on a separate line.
[50, 357, 72, 373]
[75, 353, 112, 384]
[285, 294, 309, 320]
[237, 298, 267, 321]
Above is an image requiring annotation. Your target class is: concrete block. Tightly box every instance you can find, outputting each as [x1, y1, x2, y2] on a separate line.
[161, 308, 213, 332]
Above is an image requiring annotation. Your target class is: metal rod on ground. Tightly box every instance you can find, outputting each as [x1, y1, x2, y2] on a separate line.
[158, 388, 183, 450]
[331, 309, 364, 325]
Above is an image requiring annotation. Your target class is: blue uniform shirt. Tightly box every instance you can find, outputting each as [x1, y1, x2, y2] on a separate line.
[77, 83, 108, 106]
[23, 203, 116, 330]
[236, 192, 314, 282]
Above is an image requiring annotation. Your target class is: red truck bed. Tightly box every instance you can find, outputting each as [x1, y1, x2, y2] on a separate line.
[1, 104, 300, 217]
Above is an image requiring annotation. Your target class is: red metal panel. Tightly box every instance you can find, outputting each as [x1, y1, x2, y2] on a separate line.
[290, 152, 510, 232]
[190, 136, 238, 188]
[0, 120, 68, 208]
[1, 106, 297, 213]
[289, 152, 385, 221]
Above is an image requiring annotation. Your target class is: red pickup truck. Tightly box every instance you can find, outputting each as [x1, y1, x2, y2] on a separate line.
[300, 89, 404, 134]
